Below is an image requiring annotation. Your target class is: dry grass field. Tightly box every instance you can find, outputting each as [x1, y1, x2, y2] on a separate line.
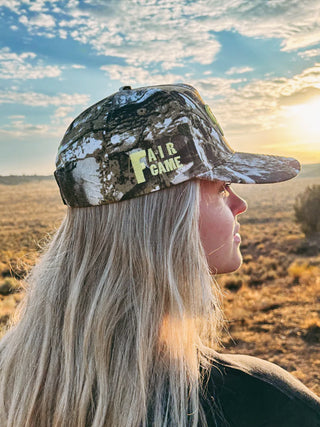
[0, 171, 320, 395]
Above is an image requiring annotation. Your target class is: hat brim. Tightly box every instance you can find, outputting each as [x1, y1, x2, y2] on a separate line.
[196, 152, 301, 184]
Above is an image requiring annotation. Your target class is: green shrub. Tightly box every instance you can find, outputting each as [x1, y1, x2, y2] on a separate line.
[294, 185, 320, 237]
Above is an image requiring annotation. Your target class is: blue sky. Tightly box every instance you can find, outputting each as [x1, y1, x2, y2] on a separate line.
[1, 0, 320, 174]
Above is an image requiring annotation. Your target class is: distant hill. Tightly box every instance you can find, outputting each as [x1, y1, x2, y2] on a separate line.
[0, 163, 319, 185]
[298, 163, 320, 178]
[0, 175, 54, 185]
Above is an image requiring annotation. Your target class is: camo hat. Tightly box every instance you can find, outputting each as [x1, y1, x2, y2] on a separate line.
[54, 83, 300, 207]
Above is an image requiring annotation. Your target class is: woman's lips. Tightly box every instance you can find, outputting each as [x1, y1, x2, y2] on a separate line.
[234, 223, 241, 243]
[234, 233, 241, 243]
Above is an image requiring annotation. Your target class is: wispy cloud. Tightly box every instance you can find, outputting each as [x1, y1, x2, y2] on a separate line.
[1, 0, 21, 14]
[1, 0, 320, 171]
[192, 63, 320, 134]
[4, 0, 320, 67]
[0, 116, 49, 138]
[0, 47, 61, 79]
[279, 86, 320, 106]
[53, 106, 74, 118]
[19, 13, 55, 28]
[226, 66, 254, 75]
[71, 64, 86, 69]
[182, 0, 320, 52]
[0, 87, 90, 139]
[8, 114, 25, 120]
[100, 65, 184, 85]
[298, 48, 320, 59]
[70, 15, 221, 70]
[0, 89, 90, 107]
[1, 108, 78, 139]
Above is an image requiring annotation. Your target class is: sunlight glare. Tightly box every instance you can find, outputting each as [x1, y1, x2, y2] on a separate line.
[285, 97, 320, 140]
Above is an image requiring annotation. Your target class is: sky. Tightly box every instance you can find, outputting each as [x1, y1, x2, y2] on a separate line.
[0, 0, 320, 175]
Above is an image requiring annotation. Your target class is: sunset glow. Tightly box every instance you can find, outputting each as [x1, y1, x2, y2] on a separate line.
[0, 1, 320, 173]
[285, 97, 320, 141]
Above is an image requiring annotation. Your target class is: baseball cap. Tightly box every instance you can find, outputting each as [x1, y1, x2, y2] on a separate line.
[54, 83, 300, 207]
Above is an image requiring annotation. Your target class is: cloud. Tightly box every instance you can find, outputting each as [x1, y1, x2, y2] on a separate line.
[185, 0, 320, 52]
[62, 0, 320, 59]
[100, 65, 184, 85]
[4, 62, 319, 142]
[59, 18, 86, 29]
[292, 63, 320, 88]
[0, 0, 21, 14]
[69, 14, 221, 70]
[18, 14, 56, 39]
[71, 64, 86, 69]
[298, 48, 320, 58]
[53, 106, 74, 118]
[51, 107, 76, 132]
[226, 66, 254, 75]
[59, 29, 68, 38]
[0, 102, 86, 140]
[2, 0, 320, 149]
[279, 82, 320, 106]
[0, 47, 62, 80]
[2, 0, 221, 70]
[0, 117, 49, 138]
[188, 75, 243, 100]
[19, 13, 55, 29]
[189, 63, 320, 135]
[28, 0, 50, 13]
[279, 86, 320, 106]
[0, 89, 90, 107]
[8, 115, 25, 120]
[4, 0, 320, 70]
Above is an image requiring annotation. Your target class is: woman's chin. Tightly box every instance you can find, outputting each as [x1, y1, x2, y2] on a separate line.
[210, 255, 243, 275]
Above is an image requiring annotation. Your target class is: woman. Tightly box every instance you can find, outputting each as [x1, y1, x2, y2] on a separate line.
[0, 84, 319, 427]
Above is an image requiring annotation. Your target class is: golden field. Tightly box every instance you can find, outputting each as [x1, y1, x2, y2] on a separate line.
[0, 172, 319, 395]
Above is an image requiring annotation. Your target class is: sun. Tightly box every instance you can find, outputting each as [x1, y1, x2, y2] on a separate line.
[284, 97, 320, 140]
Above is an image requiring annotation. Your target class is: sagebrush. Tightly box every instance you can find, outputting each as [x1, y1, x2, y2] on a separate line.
[294, 184, 320, 237]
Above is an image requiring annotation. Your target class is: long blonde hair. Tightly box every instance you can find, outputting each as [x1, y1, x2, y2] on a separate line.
[0, 180, 223, 426]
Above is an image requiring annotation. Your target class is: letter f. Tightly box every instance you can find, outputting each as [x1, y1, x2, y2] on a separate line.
[129, 150, 147, 184]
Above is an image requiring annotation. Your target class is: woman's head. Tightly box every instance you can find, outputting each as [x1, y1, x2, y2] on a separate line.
[53, 83, 298, 275]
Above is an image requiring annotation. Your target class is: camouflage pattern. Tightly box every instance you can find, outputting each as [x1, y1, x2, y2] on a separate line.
[55, 84, 300, 207]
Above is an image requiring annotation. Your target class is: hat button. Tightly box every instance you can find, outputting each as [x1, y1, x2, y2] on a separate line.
[119, 86, 132, 91]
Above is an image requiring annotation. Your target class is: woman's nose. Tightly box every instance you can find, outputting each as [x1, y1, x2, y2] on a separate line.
[228, 190, 248, 216]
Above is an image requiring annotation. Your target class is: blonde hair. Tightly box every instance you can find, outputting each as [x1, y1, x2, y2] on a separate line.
[0, 180, 223, 427]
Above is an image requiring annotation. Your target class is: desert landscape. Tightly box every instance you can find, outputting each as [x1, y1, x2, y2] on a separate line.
[0, 165, 319, 395]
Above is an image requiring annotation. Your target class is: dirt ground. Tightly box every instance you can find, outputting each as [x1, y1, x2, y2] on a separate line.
[0, 175, 319, 395]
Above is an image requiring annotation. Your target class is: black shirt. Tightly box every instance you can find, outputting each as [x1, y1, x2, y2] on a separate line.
[201, 353, 320, 426]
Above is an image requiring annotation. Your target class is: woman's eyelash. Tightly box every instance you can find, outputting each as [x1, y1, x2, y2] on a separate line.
[220, 183, 231, 196]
